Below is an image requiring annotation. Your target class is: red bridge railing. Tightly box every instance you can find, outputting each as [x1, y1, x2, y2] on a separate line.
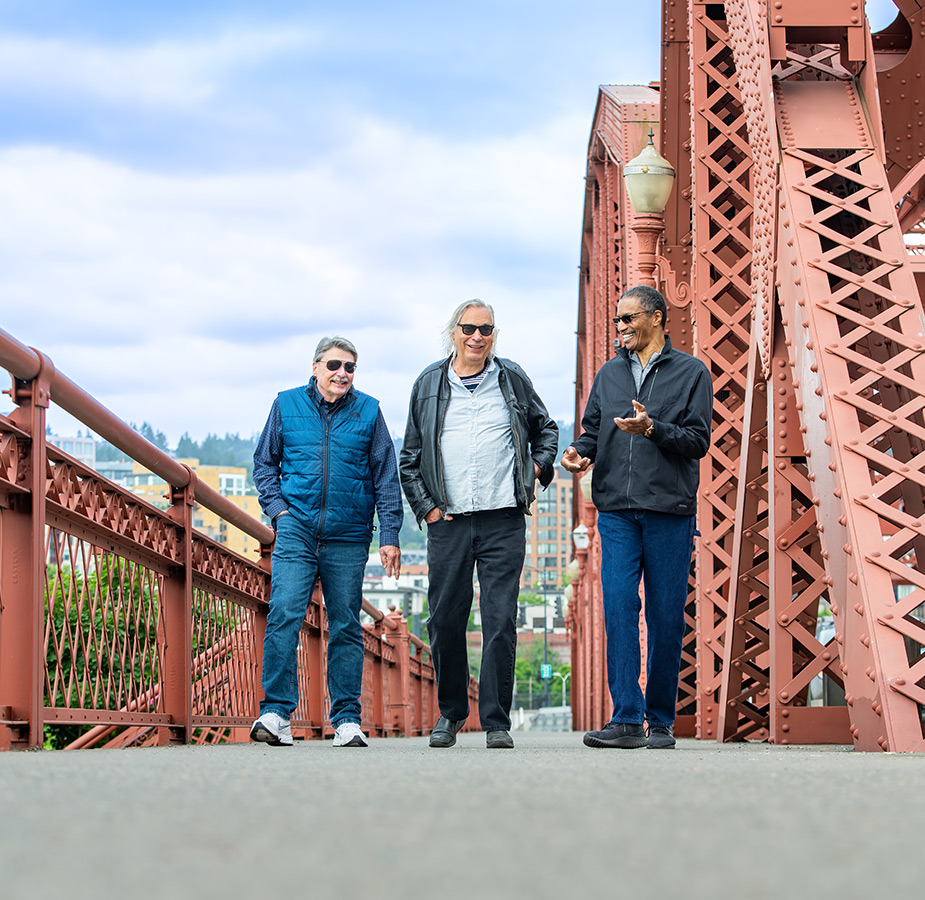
[0, 326, 475, 750]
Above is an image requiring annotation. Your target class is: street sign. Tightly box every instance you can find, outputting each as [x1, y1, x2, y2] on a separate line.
[541, 664, 552, 679]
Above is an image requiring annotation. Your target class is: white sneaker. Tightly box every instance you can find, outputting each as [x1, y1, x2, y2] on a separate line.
[333, 722, 368, 747]
[250, 712, 293, 746]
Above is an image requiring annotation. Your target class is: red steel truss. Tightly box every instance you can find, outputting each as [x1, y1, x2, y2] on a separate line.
[569, 0, 925, 750]
[0, 326, 475, 750]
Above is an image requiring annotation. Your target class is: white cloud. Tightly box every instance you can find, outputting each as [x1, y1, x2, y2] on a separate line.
[0, 28, 315, 107]
[0, 111, 584, 443]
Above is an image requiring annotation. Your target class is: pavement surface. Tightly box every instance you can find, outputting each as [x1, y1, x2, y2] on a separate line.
[1, 730, 923, 900]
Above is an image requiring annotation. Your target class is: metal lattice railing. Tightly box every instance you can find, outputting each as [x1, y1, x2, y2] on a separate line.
[0, 325, 475, 750]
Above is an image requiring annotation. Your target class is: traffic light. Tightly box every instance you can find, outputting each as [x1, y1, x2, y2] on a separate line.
[517, 603, 526, 627]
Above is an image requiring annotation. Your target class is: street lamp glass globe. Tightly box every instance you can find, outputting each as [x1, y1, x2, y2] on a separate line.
[572, 523, 590, 550]
[623, 134, 676, 215]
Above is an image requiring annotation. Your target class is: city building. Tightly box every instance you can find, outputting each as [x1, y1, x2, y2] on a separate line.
[95, 459, 133, 483]
[47, 430, 96, 469]
[363, 549, 429, 636]
[363, 550, 427, 612]
[521, 469, 573, 595]
[125, 459, 263, 559]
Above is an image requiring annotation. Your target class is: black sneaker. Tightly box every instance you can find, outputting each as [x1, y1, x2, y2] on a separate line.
[647, 724, 676, 749]
[583, 721, 647, 749]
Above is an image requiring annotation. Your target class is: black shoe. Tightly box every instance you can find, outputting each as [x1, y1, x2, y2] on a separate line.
[429, 715, 465, 748]
[583, 721, 647, 749]
[647, 724, 676, 749]
[486, 730, 514, 749]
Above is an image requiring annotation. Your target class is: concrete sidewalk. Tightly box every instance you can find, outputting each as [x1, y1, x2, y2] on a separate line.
[1, 731, 923, 900]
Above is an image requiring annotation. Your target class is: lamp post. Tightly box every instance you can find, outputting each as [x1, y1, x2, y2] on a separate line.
[623, 129, 687, 305]
[553, 671, 571, 707]
[521, 562, 552, 707]
[540, 572, 550, 708]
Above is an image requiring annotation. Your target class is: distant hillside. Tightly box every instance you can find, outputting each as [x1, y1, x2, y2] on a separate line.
[96, 424, 259, 484]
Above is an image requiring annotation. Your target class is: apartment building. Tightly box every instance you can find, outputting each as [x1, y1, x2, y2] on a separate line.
[521, 470, 573, 594]
[47, 431, 96, 469]
[126, 458, 262, 559]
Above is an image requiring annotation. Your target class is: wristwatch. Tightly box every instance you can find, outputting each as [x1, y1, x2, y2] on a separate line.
[643, 420, 655, 438]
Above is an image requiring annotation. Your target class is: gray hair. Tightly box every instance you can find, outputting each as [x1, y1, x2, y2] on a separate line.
[313, 335, 358, 363]
[441, 299, 498, 357]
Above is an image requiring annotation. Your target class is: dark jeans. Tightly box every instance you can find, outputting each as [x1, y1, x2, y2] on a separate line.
[426, 508, 526, 731]
[597, 509, 695, 728]
[260, 512, 368, 726]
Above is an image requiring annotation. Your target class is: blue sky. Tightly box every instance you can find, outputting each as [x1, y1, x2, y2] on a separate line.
[0, 0, 901, 442]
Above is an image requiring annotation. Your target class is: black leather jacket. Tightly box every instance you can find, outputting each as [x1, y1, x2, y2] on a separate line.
[400, 357, 559, 525]
[572, 337, 712, 516]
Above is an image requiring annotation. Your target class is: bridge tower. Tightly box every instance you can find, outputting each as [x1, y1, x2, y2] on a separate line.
[570, 0, 925, 751]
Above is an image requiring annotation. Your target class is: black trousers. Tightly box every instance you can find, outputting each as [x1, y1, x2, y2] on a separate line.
[426, 508, 526, 731]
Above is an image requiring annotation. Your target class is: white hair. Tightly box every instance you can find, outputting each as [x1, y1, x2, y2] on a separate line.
[441, 299, 498, 357]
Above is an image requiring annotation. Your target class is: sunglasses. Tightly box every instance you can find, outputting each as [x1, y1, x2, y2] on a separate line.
[457, 323, 495, 336]
[323, 359, 357, 373]
[612, 311, 650, 326]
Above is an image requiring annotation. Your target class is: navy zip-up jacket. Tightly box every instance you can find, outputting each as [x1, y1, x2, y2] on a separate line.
[571, 336, 712, 516]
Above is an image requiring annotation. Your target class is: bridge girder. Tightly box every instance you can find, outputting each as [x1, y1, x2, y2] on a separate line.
[571, 0, 925, 749]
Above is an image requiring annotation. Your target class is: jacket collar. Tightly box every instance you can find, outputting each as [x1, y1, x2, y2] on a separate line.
[306, 376, 354, 410]
[440, 354, 502, 375]
[615, 333, 675, 365]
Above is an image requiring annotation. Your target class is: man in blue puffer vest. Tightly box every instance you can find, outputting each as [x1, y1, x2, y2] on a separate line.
[250, 336, 403, 748]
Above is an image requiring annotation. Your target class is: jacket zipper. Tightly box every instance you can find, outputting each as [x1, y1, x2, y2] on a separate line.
[626, 382, 636, 503]
[317, 391, 351, 537]
[317, 410, 331, 537]
[645, 367, 661, 405]
[625, 362, 662, 503]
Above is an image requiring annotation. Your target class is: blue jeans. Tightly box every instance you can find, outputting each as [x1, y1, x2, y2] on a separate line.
[260, 512, 368, 726]
[597, 509, 695, 728]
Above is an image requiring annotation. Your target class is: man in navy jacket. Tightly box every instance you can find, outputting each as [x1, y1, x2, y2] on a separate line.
[562, 285, 712, 750]
[250, 336, 402, 748]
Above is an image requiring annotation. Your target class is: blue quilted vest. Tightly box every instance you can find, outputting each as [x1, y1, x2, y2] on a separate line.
[277, 381, 379, 543]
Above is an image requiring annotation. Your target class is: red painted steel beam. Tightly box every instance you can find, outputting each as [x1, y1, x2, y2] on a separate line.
[688, 1, 755, 741]
[0, 325, 274, 546]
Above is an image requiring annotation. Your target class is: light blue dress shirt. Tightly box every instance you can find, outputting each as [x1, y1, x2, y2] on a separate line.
[441, 358, 517, 514]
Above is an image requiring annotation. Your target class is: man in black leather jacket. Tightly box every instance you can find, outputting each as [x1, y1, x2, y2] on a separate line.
[562, 285, 712, 750]
[400, 299, 558, 749]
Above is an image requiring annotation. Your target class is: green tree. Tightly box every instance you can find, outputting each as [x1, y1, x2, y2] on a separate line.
[512, 640, 566, 708]
[196, 432, 259, 482]
[175, 432, 198, 458]
[138, 421, 169, 452]
[468, 646, 481, 679]
[95, 440, 129, 462]
[44, 554, 160, 749]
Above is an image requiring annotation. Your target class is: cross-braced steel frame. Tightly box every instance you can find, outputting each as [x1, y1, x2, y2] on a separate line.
[569, 0, 925, 750]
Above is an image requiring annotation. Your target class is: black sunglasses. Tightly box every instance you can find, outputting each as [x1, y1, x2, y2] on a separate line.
[612, 311, 651, 326]
[323, 359, 357, 373]
[457, 323, 495, 336]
